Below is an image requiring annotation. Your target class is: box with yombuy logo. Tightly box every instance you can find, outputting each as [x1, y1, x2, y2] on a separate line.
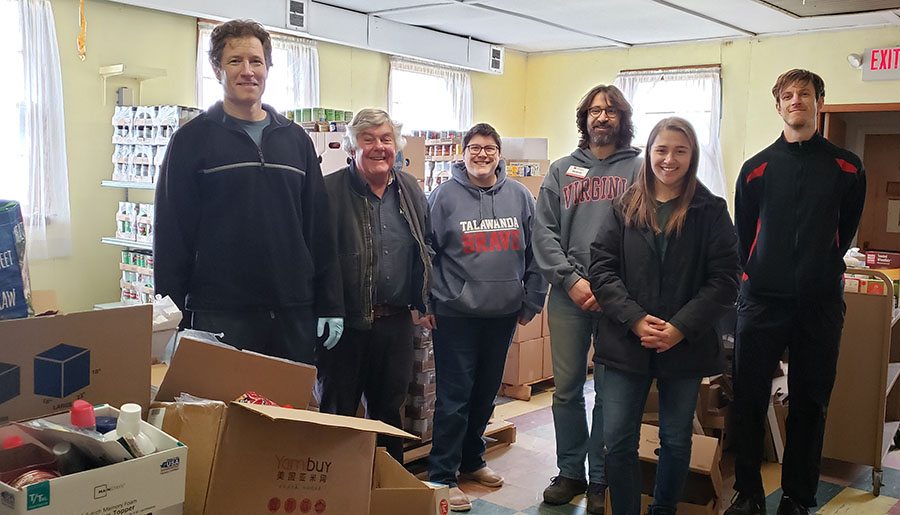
[0, 405, 187, 514]
[0, 302, 152, 425]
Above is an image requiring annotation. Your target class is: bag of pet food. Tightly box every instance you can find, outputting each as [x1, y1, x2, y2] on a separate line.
[0, 200, 33, 319]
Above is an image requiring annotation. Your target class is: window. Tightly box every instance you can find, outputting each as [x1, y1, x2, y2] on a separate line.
[615, 67, 726, 197]
[197, 21, 320, 111]
[389, 58, 473, 132]
[0, 0, 72, 260]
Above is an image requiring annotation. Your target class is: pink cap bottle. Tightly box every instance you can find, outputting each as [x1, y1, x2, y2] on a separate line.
[70, 400, 96, 431]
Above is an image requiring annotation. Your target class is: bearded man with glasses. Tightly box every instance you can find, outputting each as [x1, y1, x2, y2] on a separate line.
[533, 84, 643, 514]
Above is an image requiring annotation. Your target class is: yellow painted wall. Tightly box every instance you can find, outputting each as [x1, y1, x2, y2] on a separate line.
[471, 50, 528, 137]
[524, 26, 900, 203]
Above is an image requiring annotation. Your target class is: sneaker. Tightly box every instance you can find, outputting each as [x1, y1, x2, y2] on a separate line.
[459, 466, 504, 487]
[724, 491, 766, 515]
[776, 495, 809, 515]
[448, 487, 471, 512]
[543, 475, 588, 505]
[585, 482, 607, 514]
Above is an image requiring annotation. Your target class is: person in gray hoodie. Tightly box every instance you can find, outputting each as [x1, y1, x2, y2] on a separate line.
[533, 84, 642, 514]
[425, 123, 548, 511]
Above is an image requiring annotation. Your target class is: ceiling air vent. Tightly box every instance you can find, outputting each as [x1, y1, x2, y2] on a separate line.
[755, 0, 900, 17]
[489, 45, 504, 74]
[286, 0, 309, 31]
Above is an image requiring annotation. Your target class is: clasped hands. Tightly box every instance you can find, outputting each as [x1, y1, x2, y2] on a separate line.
[631, 314, 684, 353]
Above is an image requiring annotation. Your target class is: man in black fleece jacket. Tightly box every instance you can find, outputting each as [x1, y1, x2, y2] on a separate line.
[154, 20, 343, 365]
[726, 70, 866, 515]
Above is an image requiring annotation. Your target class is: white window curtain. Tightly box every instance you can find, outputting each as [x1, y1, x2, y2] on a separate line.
[197, 21, 320, 111]
[0, 0, 72, 260]
[615, 67, 726, 198]
[389, 57, 473, 132]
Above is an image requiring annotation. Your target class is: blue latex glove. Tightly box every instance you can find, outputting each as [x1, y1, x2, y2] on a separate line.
[317, 317, 344, 350]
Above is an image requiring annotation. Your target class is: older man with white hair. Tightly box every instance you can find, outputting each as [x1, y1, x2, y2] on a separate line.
[316, 108, 433, 462]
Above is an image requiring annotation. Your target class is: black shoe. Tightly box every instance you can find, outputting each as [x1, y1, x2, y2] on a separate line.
[543, 475, 588, 505]
[724, 491, 766, 515]
[585, 482, 607, 514]
[776, 495, 809, 515]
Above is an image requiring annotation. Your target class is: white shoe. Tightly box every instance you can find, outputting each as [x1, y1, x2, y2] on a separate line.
[459, 466, 504, 487]
[449, 487, 472, 511]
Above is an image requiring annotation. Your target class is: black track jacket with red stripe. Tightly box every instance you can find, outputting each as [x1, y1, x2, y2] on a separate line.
[735, 132, 866, 299]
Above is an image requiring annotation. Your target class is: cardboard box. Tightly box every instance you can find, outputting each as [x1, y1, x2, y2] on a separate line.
[866, 250, 900, 269]
[148, 399, 226, 515]
[541, 306, 550, 337]
[503, 338, 543, 386]
[155, 336, 317, 408]
[370, 448, 449, 515]
[204, 403, 413, 515]
[512, 312, 542, 343]
[0, 404, 187, 514]
[509, 175, 544, 199]
[401, 136, 426, 181]
[0, 305, 151, 425]
[542, 336, 552, 379]
[603, 424, 721, 514]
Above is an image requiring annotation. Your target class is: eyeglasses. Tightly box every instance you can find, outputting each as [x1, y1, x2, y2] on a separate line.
[587, 106, 619, 118]
[466, 144, 499, 156]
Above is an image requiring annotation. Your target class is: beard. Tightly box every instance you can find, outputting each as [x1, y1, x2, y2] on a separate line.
[590, 123, 618, 147]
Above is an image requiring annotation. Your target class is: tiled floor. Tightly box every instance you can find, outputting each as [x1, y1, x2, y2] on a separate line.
[443, 379, 900, 514]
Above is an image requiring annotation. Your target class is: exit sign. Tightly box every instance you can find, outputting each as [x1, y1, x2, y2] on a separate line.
[862, 46, 900, 81]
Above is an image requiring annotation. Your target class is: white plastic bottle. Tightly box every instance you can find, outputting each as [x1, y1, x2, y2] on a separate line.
[104, 403, 157, 458]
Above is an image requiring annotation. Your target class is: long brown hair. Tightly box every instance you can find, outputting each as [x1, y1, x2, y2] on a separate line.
[623, 117, 700, 236]
[575, 85, 635, 150]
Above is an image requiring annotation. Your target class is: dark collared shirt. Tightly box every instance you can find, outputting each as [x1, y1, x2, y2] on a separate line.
[351, 168, 417, 307]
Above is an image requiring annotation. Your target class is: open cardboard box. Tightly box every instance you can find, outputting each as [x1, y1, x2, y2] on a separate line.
[0, 302, 151, 426]
[149, 336, 319, 515]
[606, 424, 723, 515]
[371, 448, 449, 515]
[204, 403, 416, 515]
[0, 404, 186, 514]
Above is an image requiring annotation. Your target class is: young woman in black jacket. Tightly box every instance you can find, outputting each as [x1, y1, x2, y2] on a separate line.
[588, 117, 740, 515]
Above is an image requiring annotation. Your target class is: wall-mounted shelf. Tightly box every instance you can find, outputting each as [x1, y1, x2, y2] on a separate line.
[101, 180, 156, 190]
[100, 237, 152, 251]
[99, 64, 166, 105]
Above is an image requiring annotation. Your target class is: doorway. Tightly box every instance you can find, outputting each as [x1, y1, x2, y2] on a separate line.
[820, 104, 900, 252]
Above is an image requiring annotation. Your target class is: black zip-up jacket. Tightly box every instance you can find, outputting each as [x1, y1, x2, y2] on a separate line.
[588, 185, 740, 378]
[325, 165, 432, 330]
[735, 133, 866, 299]
[153, 102, 343, 317]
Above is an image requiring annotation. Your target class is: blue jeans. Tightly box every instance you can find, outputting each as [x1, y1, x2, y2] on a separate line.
[603, 367, 701, 515]
[429, 314, 518, 487]
[548, 286, 605, 484]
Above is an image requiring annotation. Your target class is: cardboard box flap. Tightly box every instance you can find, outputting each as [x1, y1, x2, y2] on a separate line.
[372, 448, 424, 489]
[637, 424, 717, 475]
[232, 402, 416, 439]
[156, 336, 316, 408]
[31, 290, 59, 315]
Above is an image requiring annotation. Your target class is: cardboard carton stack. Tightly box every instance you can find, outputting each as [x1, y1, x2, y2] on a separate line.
[501, 303, 552, 400]
[111, 105, 200, 185]
[406, 326, 436, 442]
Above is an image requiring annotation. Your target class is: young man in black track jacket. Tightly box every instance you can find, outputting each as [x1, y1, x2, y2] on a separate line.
[726, 70, 866, 515]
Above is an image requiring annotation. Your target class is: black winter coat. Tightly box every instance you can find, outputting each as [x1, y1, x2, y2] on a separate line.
[588, 184, 740, 378]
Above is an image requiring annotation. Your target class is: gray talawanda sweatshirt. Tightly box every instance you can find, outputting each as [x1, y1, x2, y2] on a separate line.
[428, 161, 548, 320]
[534, 146, 642, 291]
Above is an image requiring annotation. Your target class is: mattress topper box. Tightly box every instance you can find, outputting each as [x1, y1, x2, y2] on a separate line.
[155, 336, 317, 408]
[0, 305, 151, 425]
[0, 404, 187, 515]
[370, 448, 449, 515]
[204, 403, 414, 515]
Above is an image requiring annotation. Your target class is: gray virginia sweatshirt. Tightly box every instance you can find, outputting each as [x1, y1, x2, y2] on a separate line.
[428, 161, 548, 320]
[533, 146, 642, 292]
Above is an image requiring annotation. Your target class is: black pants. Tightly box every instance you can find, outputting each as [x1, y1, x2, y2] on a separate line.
[732, 294, 845, 508]
[314, 311, 414, 462]
[191, 307, 317, 365]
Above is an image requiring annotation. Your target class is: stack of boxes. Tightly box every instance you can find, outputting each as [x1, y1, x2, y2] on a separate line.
[111, 105, 200, 184]
[844, 250, 900, 308]
[119, 250, 154, 305]
[406, 326, 436, 442]
[287, 107, 353, 133]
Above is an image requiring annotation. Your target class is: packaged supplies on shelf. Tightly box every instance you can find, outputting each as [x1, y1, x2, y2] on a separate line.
[866, 250, 900, 269]
[130, 145, 155, 183]
[135, 204, 154, 244]
[0, 201, 32, 320]
[115, 202, 138, 241]
[413, 326, 432, 348]
[407, 392, 436, 412]
[408, 370, 436, 395]
[403, 416, 433, 439]
[111, 106, 135, 144]
[412, 346, 435, 372]
[133, 106, 158, 143]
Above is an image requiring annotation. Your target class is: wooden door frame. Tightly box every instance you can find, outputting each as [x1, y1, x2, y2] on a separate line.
[818, 103, 900, 135]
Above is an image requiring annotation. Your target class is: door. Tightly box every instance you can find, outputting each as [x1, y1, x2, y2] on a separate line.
[857, 134, 900, 252]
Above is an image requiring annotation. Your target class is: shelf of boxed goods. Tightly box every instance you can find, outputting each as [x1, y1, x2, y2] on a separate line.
[101, 180, 155, 190]
[100, 237, 152, 251]
[822, 267, 900, 496]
